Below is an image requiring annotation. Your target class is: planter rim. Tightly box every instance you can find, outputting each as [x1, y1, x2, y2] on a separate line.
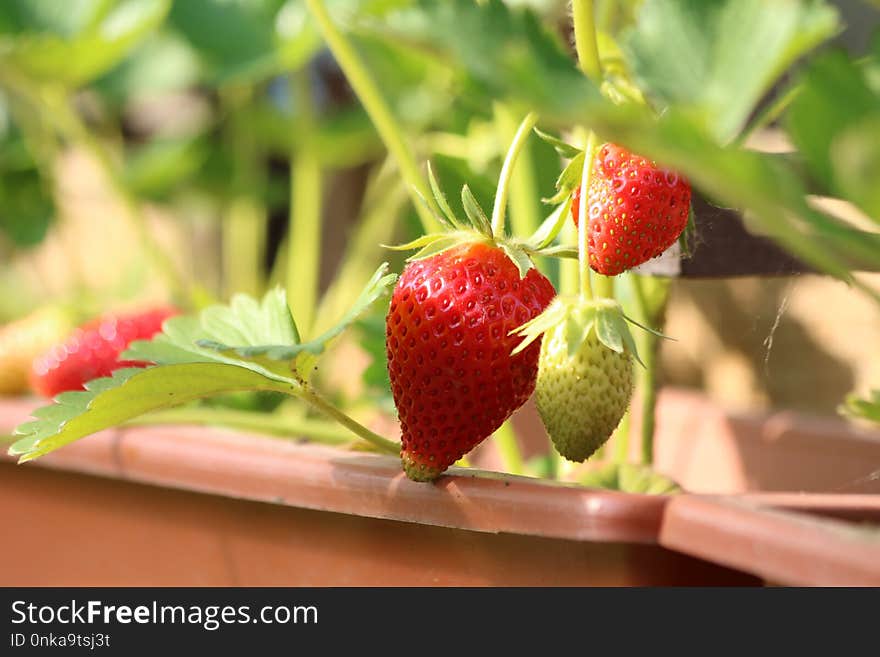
[1, 398, 669, 545]
[660, 495, 880, 586]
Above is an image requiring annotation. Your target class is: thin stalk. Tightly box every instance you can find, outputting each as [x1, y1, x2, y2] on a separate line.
[493, 420, 524, 476]
[222, 86, 266, 299]
[631, 275, 659, 465]
[298, 383, 401, 455]
[594, 272, 615, 299]
[223, 197, 265, 298]
[287, 69, 323, 335]
[132, 407, 353, 444]
[490, 111, 538, 237]
[578, 132, 597, 300]
[572, 0, 602, 81]
[612, 407, 631, 463]
[304, 0, 438, 233]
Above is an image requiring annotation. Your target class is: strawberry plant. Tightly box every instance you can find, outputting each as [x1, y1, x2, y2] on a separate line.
[2, 0, 879, 490]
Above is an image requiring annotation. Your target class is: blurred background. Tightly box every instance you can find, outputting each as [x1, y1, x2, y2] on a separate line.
[1, 0, 878, 420]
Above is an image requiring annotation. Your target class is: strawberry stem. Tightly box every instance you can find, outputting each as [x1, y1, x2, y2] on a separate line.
[297, 383, 401, 455]
[491, 112, 539, 237]
[572, 0, 603, 82]
[304, 0, 439, 234]
[287, 68, 323, 336]
[578, 132, 597, 300]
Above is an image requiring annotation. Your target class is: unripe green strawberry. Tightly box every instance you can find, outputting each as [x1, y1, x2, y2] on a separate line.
[535, 312, 633, 461]
[512, 297, 636, 462]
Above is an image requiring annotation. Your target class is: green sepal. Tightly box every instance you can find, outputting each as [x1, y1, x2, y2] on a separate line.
[546, 151, 586, 203]
[426, 161, 465, 229]
[461, 184, 493, 237]
[510, 296, 644, 364]
[533, 127, 582, 159]
[520, 196, 572, 251]
[499, 242, 534, 279]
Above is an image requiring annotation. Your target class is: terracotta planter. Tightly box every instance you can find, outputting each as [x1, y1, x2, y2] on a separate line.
[1, 389, 878, 586]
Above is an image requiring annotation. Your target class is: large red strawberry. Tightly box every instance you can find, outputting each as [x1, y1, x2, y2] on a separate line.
[571, 143, 691, 276]
[30, 306, 178, 397]
[387, 240, 555, 482]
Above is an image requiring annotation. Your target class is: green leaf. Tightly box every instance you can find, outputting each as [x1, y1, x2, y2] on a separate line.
[195, 263, 397, 363]
[624, 0, 839, 142]
[10, 363, 295, 462]
[841, 389, 880, 423]
[0, 0, 172, 86]
[579, 462, 682, 494]
[786, 49, 880, 221]
[366, 0, 601, 124]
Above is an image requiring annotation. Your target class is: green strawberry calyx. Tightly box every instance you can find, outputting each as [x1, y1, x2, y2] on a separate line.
[510, 295, 666, 366]
[385, 162, 575, 279]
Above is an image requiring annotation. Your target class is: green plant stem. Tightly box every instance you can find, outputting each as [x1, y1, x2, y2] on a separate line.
[132, 407, 353, 444]
[287, 69, 323, 335]
[43, 87, 190, 304]
[493, 420, 524, 475]
[490, 111, 538, 237]
[612, 408, 631, 463]
[572, 0, 602, 81]
[223, 197, 265, 298]
[304, 0, 437, 233]
[594, 272, 614, 299]
[297, 383, 401, 455]
[578, 132, 597, 300]
[223, 86, 266, 299]
[631, 275, 659, 465]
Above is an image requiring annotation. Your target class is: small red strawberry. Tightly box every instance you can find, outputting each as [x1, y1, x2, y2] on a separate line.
[387, 241, 555, 481]
[30, 306, 178, 397]
[571, 143, 691, 276]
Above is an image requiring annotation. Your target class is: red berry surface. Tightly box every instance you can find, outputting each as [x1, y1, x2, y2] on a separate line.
[386, 242, 556, 481]
[571, 143, 691, 276]
[30, 307, 179, 397]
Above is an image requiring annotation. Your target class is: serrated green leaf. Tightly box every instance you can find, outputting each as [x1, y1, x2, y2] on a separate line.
[196, 264, 397, 363]
[499, 243, 533, 279]
[533, 127, 582, 158]
[624, 0, 839, 142]
[461, 184, 492, 236]
[579, 462, 681, 494]
[11, 363, 294, 462]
